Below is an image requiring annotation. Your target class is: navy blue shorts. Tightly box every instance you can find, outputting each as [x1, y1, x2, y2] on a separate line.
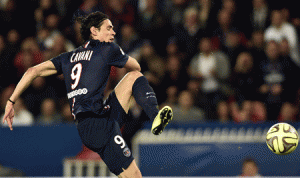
[76, 91, 134, 175]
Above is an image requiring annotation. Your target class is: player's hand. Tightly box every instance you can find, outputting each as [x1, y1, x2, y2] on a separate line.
[2, 101, 15, 131]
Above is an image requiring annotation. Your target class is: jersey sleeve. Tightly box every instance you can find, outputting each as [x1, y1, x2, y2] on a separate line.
[50, 54, 63, 75]
[108, 43, 129, 68]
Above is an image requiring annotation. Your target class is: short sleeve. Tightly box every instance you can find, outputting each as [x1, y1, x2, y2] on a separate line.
[108, 43, 129, 68]
[50, 54, 63, 75]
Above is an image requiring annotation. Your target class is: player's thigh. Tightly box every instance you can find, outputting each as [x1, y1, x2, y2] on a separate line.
[114, 71, 143, 113]
[100, 122, 135, 176]
[118, 160, 142, 178]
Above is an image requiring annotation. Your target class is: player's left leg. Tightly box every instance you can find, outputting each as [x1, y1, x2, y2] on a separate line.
[114, 71, 143, 113]
[114, 71, 173, 135]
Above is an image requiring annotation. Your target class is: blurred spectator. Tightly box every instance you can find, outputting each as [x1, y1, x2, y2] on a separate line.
[55, 0, 71, 17]
[117, 24, 143, 54]
[41, 13, 62, 48]
[13, 37, 44, 79]
[0, 0, 18, 35]
[160, 85, 178, 109]
[221, 30, 248, 70]
[36, 98, 63, 125]
[229, 51, 266, 123]
[189, 37, 230, 120]
[34, 0, 59, 32]
[22, 77, 57, 117]
[163, 0, 190, 28]
[250, 0, 270, 33]
[277, 38, 300, 122]
[43, 33, 75, 61]
[189, 0, 219, 33]
[7, 28, 20, 47]
[4, 29, 22, 69]
[36, 28, 50, 51]
[256, 41, 297, 121]
[247, 30, 266, 72]
[172, 90, 206, 125]
[42, 13, 75, 53]
[281, 7, 292, 26]
[220, 0, 236, 15]
[103, 0, 136, 36]
[291, 15, 300, 45]
[219, 0, 240, 32]
[1, 98, 34, 127]
[161, 55, 189, 97]
[165, 36, 185, 59]
[14, 51, 35, 79]
[172, 6, 204, 65]
[264, 9, 300, 66]
[212, 8, 237, 50]
[186, 78, 201, 98]
[135, 0, 171, 56]
[134, 40, 161, 75]
[68, 19, 83, 47]
[161, 54, 190, 93]
[279, 38, 300, 78]
[73, 0, 104, 18]
[239, 158, 262, 177]
[224, 0, 252, 38]
[217, 100, 231, 123]
[278, 102, 298, 122]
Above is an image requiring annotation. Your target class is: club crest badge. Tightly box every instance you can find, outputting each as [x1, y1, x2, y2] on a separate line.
[123, 147, 131, 157]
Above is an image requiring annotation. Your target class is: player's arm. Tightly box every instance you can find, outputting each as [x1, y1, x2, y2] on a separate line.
[2, 60, 57, 130]
[9, 60, 57, 101]
[123, 56, 141, 72]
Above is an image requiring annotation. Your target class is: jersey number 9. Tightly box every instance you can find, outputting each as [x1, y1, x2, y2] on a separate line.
[71, 63, 82, 90]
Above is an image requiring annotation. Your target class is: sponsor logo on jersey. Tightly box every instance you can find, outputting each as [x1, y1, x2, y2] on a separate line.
[67, 88, 88, 99]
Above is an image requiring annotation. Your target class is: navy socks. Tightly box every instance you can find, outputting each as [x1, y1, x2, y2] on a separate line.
[132, 76, 159, 120]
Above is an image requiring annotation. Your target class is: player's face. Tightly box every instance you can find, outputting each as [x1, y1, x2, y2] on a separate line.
[94, 19, 116, 43]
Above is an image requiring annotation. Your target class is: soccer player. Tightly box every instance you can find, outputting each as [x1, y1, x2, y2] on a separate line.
[2, 11, 173, 178]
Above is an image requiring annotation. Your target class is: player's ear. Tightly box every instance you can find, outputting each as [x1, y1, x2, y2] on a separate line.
[90, 26, 99, 37]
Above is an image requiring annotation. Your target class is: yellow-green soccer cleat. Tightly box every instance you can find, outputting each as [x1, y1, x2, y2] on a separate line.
[151, 106, 173, 135]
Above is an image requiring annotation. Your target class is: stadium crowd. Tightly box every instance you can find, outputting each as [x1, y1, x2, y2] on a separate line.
[1, 0, 300, 128]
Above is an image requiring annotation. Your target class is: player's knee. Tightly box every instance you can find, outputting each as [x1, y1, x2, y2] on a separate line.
[127, 71, 143, 81]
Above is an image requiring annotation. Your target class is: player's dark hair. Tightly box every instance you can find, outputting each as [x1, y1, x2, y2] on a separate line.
[76, 11, 109, 42]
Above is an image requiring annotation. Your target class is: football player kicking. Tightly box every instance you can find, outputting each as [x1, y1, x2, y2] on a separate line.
[2, 11, 173, 178]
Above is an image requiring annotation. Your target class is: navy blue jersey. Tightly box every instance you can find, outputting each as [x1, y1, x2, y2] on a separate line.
[51, 40, 128, 117]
